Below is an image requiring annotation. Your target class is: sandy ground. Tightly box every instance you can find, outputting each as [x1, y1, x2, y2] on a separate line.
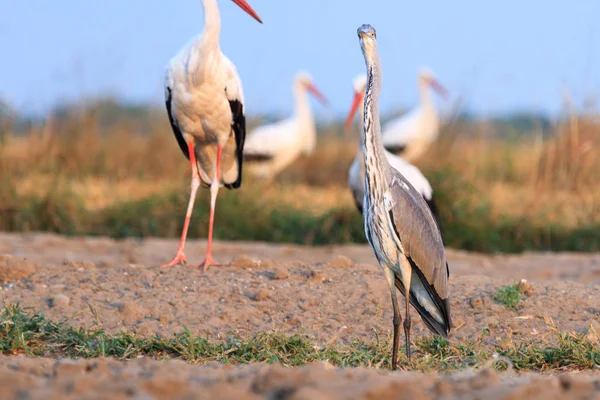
[1, 232, 599, 399]
[1, 355, 599, 400]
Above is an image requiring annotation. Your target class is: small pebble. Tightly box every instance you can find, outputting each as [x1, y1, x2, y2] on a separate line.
[586, 321, 599, 343]
[309, 270, 327, 284]
[53, 359, 85, 378]
[270, 269, 289, 280]
[253, 289, 272, 301]
[517, 279, 535, 297]
[51, 294, 70, 308]
[484, 316, 499, 328]
[118, 302, 145, 324]
[323, 255, 354, 269]
[470, 296, 484, 308]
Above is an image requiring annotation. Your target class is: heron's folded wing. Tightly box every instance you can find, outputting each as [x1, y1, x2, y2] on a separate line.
[386, 172, 449, 298]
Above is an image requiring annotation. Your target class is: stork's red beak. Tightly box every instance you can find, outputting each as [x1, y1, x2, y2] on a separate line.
[429, 78, 448, 99]
[232, 0, 263, 23]
[344, 92, 363, 132]
[306, 83, 328, 106]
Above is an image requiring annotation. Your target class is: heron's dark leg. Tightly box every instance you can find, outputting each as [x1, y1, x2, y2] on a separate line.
[404, 288, 412, 361]
[196, 144, 223, 272]
[398, 255, 413, 361]
[383, 267, 402, 370]
[162, 141, 200, 268]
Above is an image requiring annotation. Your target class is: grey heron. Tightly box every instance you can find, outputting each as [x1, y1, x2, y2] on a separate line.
[356, 24, 451, 369]
[344, 74, 443, 234]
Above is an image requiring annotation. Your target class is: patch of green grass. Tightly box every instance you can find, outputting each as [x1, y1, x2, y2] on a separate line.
[493, 284, 522, 310]
[1, 176, 600, 254]
[1, 305, 598, 372]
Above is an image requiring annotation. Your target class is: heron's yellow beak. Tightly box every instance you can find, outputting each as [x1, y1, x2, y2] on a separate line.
[359, 31, 369, 40]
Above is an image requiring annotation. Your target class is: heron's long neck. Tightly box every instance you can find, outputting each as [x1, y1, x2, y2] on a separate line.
[363, 52, 391, 200]
[356, 96, 365, 174]
[198, 0, 221, 54]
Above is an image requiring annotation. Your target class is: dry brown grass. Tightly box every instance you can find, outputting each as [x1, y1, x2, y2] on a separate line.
[0, 101, 598, 250]
[415, 114, 600, 228]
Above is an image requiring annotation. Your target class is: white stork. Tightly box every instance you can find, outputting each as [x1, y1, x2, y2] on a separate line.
[345, 74, 442, 233]
[243, 71, 328, 181]
[161, 0, 262, 271]
[381, 67, 447, 162]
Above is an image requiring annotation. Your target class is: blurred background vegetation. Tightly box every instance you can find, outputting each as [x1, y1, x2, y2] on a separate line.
[0, 96, 598, 253]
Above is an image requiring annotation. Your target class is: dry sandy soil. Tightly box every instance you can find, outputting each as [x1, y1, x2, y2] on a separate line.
[0, 232, 599, 399]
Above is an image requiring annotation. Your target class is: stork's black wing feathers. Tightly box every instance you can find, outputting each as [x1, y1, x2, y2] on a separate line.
[353, 197, 364, 214]
[225, 99, 245, 190]
[384, 144, 406, 155]
[165, 87, 189, 160]
[243, 153, 273, 162]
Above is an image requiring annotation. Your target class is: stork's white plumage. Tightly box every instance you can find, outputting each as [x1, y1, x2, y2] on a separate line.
[161, 0, 262, 271]
[381, 67, 447, 162]
[345, 75, 442, 232]
[243, 71, 327, 180]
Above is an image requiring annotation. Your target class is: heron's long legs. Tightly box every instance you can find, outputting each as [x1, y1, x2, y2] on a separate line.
[399, 255, 413, 361]
[195, 144, 223, 272]
[383, 267, 402, 370]
[162, 141, 200, 268]
[404, 289, 412, 361]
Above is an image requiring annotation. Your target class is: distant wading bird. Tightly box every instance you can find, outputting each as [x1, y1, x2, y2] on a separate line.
[345, 74, 442, 233]
[381, 67, 447, 161]
[243, 72, 328, 181]
[161, 0, 262, 271]
[356, 24, 451, 369]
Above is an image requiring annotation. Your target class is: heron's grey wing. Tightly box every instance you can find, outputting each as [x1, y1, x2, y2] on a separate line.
[384, 172, 451, 335]
[385, 171, 449, 298]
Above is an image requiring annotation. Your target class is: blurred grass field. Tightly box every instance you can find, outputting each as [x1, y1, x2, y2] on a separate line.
[0, 98, 599, 253]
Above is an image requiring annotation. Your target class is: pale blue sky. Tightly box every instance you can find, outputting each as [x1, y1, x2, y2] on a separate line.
[2, 0, 598, 118]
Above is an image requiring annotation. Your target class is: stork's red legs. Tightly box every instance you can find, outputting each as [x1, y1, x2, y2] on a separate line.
[162, 142, 224, 271]
[193, 144, 223, 272]
[161, 141, 201, 268]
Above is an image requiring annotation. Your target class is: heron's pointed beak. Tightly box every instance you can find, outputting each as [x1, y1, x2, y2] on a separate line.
[306, 83, 328, 106]
[429, 79, 448, 99]
[232, 0, 263, 23]
[344, 92, 363, 132]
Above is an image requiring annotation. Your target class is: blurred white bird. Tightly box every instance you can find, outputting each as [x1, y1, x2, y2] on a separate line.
[381, 67, 447, 162]
[345, 74, 442, 233]
[161, 0, 262, 271]
[243, 71, 328, 181]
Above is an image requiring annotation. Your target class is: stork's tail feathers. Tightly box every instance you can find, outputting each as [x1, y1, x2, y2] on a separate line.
[353, 199, 364, 214]
[225, 100, 246, 190]
[243, 153, 273, 162]
[350, 189, 364, 214]
[384, 144, 406, 155]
